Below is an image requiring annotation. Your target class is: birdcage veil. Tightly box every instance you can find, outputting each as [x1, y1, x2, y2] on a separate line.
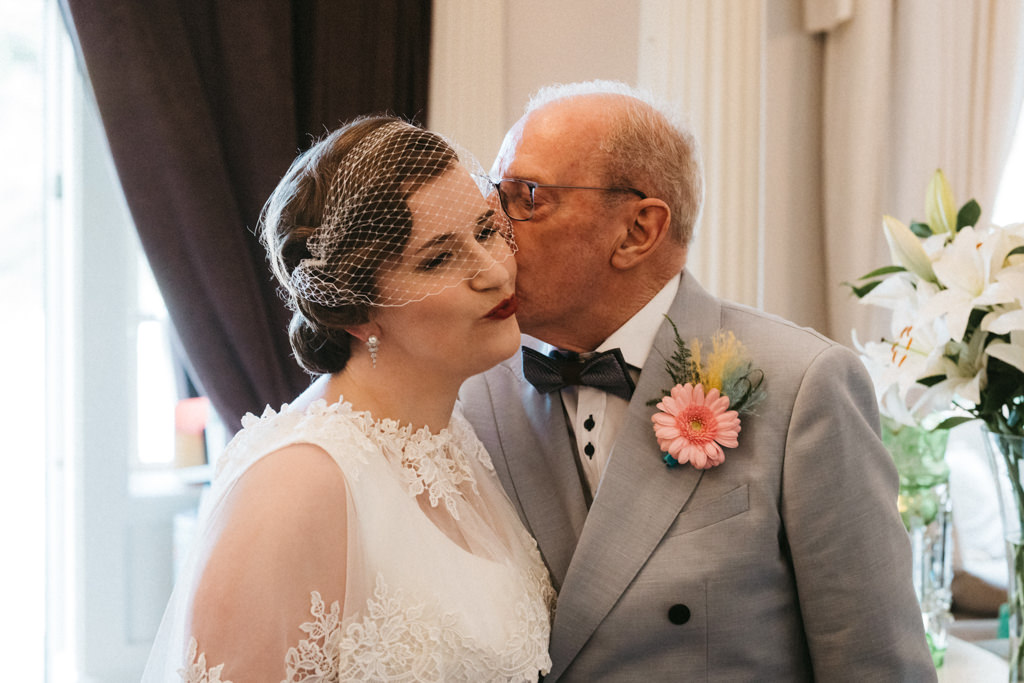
[287, 120, 515, 309]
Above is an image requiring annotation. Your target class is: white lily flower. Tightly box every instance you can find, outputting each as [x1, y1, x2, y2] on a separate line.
[948, 330, 989, 405]
[983, 307, 1024, 336]
[922, 226, 1021, 342]
[852, 171, 1024, 435]
[857, 339, 933, 427]
[856, 339, 902, 401]
[922, 233, 951, 259]
[987, 332, 1024, 374]
[910, 380, 966, 426]
[1001, 222, 1024, 240]
[996, 267, 1024, 293]
[920, 373, 981, 411]
[892, 281, 941, 334]
[855, 316, 948, 426]
[860, 273, 916, 311]
[878, 387, 917, 427]
[858, 338, 921, 395]
[883, 215, 937, 283]
[935, 360, 983, 406]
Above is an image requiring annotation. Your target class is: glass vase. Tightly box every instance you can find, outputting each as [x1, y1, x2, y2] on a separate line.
[881, 417, 952, 668]
[983, 429, 1024, 682]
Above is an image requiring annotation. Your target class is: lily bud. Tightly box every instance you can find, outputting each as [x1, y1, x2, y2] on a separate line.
[926, 169, 956, 236]
[883, 215, 937, 282]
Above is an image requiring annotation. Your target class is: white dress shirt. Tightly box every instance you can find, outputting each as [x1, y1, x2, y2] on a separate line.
[533, 274, 680, 498]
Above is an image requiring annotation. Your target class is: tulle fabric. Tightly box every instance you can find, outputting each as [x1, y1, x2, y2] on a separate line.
[142, 399, 553, 682]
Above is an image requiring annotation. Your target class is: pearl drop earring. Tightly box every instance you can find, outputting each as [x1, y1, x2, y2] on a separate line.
[367, 335, 380, 369]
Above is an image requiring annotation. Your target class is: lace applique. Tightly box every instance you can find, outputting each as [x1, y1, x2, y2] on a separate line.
[450, 413, 498, 474]
[334, 574, 551, 682]
[179, 639, 230, 683]
[283, 591, 343, 681]
[356, 410, 479, 519]
[182, 575, 551, 683]
[179, 597, 346, 683]
[231, 400, 481, 519]
[334, 575, 451, 680]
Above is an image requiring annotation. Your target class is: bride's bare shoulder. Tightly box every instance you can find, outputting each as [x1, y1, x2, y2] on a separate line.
[188, 443, 350, 682]
[224, 444, 348, 533]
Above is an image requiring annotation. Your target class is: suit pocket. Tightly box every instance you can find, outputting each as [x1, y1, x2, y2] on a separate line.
[664, 484, 749, 538]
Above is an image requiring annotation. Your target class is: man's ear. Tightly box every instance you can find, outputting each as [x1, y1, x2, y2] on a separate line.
[611, 198, 672, 270]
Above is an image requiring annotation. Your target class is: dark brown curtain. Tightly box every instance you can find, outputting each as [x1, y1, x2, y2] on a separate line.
[63, 1, 432, 427]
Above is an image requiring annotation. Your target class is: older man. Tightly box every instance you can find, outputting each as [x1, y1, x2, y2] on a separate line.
[460, 80, 935, 681]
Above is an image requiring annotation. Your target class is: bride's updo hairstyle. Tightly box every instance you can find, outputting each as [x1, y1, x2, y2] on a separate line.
[260, 116, 459, 375]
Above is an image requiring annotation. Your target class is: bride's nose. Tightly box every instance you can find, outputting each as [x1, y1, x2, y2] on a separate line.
[468, 242, 515, 291]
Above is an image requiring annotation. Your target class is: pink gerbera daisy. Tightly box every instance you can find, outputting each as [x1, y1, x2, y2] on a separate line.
[651, 383, 741, 469]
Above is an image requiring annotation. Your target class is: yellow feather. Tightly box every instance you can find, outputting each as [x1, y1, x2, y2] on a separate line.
[695, 330, 749, 391]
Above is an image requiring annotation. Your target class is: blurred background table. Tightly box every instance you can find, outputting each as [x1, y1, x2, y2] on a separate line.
[939, 635, 1007, 681]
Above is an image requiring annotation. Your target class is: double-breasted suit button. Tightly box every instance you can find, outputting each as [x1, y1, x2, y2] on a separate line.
[667, 604, 690, 625]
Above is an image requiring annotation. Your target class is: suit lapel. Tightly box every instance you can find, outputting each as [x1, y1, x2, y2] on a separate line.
[546, 273, 723, 679]
[486, 359, 590, 590]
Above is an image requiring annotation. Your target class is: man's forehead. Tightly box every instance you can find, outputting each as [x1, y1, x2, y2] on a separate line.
[491, 119, 526, 177]
[494, 104, 610, 181]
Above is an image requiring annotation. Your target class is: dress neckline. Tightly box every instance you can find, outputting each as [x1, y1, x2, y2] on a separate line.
[244, 398, 479, 520]
[292, 397, 457, 440]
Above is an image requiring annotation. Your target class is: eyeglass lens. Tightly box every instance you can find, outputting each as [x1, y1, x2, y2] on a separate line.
[496, 179, 533, 221]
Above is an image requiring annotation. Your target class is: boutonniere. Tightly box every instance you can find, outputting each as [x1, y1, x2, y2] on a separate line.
[649, 321, 766, 469]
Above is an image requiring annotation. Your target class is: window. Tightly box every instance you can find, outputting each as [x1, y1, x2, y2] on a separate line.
[135, 257, 177, 468]
[0, 1, 47, 678]
[993, 104, 1024, 224]
[2, 1, 207, 679]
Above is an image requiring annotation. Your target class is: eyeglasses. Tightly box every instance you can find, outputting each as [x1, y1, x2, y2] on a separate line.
[483, 177, 647, 222]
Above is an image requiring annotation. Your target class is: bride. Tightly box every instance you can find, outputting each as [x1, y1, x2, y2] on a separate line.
[142, 117, 554, 682]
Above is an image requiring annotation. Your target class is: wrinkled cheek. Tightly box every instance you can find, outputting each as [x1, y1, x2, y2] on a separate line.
[511, 237, 542, 270]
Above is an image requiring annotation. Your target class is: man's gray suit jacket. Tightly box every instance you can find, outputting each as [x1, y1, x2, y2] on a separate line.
[459, 272, 936, 682]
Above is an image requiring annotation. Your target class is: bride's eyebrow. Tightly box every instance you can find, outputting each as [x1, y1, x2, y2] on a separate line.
[475, 209, 496, 225]
[414, 232, 456, 254]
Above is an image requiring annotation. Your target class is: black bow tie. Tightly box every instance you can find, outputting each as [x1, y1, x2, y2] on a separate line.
[522, 346, 636, 400]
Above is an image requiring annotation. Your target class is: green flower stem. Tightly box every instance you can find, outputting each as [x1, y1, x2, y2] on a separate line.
[1010, 538, 1024, 681]
[997, 434, 1024, 682]
[882, 418, 952, 667]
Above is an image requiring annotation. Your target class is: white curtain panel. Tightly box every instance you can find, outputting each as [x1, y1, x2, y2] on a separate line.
[639, 0, 764, 311]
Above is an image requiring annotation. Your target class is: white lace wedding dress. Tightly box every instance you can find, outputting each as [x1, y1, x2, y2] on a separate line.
[142, 399, 554, 682]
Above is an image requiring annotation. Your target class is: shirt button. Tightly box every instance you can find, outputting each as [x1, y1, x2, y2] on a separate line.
[667, 604, 690, 625]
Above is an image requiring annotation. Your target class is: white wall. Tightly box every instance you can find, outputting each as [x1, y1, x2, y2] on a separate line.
[501, 0, 640, 131]
[429, 0, 640, 174]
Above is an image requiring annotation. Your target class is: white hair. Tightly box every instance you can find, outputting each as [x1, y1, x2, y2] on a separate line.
[522, 79, 704, 246]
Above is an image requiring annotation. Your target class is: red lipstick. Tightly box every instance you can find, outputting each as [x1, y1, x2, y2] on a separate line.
[485, 295, 518, 320]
